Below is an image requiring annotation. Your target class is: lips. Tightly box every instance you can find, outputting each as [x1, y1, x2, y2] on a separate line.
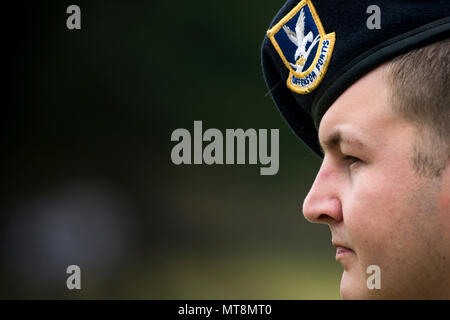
[332, 242, 355, 260]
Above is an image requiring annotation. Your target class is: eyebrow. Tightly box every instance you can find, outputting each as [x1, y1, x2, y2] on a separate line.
[319, 130, 365, 154]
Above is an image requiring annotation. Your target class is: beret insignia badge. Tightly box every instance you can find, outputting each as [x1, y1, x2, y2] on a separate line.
[267, 0, 335, 94]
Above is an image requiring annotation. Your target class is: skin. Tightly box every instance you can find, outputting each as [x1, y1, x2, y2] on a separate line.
[302, 63, 450, 299]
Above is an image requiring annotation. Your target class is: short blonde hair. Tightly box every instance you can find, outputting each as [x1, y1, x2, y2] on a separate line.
[387, 39, 450, 177]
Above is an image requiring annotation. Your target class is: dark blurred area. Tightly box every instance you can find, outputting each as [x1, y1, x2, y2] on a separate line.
[2, 1, 341, 299]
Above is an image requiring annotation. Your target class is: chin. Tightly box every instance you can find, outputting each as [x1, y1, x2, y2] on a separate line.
[339, 270, 377, 300]
[339, 270, 355, 299]
[340, 279, 360, 300]
[340, 285, 364, 300]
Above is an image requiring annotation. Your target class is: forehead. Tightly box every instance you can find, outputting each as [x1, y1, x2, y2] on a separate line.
[318, 64, 395, 147]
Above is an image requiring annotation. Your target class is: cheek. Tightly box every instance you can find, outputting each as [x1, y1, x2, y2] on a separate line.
[340, 162, 447, 297]
[343, 165, 415, 264]
[338, 168, 413, 297]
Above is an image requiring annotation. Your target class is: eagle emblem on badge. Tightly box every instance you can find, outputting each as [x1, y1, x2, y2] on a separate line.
[267, 0, 335, 94]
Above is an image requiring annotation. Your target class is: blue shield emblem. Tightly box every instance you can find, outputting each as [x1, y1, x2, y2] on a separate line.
[267, 0, 335, 94]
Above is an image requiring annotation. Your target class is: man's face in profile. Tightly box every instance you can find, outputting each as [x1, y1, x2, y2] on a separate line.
[302, 64, 450, 299]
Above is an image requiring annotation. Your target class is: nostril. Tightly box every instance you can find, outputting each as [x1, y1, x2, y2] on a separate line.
[318, 213, 329, 221]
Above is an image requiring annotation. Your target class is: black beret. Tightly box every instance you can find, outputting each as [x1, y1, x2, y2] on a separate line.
[261, 0, 450, 157]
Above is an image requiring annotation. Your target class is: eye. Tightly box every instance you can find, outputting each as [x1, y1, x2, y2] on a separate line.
[343, 155, 361, 168]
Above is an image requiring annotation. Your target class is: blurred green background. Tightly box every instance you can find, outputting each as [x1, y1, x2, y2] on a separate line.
[2, 0, 341, 299]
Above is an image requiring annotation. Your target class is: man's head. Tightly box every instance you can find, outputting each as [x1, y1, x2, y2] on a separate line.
[302, 40, 450, 299]
[261, 0, 450, 299]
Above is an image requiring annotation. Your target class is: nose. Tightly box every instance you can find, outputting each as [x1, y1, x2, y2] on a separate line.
[302, 161, 343, 224]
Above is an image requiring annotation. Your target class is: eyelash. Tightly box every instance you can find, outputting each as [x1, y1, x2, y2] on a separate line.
[343, 155, 361, 166]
